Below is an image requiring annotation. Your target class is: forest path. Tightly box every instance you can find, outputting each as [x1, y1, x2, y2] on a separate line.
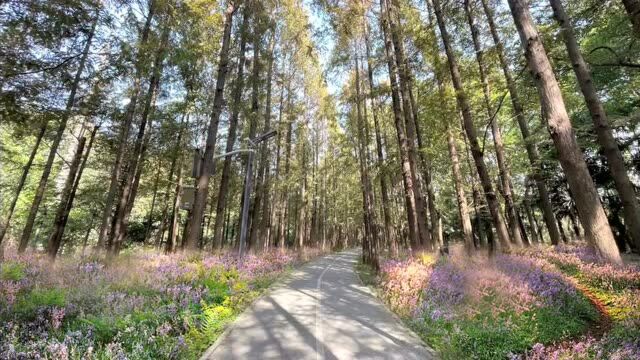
[201, 249, 436, 360]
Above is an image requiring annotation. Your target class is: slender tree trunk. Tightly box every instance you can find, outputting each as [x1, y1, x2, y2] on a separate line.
[254, 31, 276, 251]
[379, 0, 420, 250]
[447, 124, 475, 254]
[157, 112, 188, 248]
[186, 4, 237, 249]
[433, 0, 511, 251]
[622, 0, 640, 36]
[143, 164, 161, 245]
[98, 2, 156, 249]
[19, 17, 96, 252]
[425, 1, 474, 252]
[212, 10, 249, 249]
[386, 0, 431, 249]
[46, 136, 86, 259]
[507, 0, 622, 263]
[166, 156, 183, 254]
[464, 0, 523, 247]
[523, 187, 540, 244]
[355, 48, 380, 270]
[0, 122, 46, 246]
[296, 142, 307, 250]
[551, 0, 640, 252]
[109, 26, 169, 255]
[363, 13, 394, 256]
[479, 0, 561, 245]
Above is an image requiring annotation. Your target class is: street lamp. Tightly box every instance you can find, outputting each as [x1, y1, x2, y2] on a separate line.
[200, 130, 277, 260]
[237, 129, 277, 260]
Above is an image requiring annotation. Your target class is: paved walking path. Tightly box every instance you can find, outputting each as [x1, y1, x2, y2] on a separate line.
[201, 250, 436, 359]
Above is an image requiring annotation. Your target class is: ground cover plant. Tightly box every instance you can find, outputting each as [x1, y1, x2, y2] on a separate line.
[0, 246, 324, 359]
[372, 244, 640, 360]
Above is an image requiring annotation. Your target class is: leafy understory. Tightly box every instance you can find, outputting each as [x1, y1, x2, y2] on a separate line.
[365, 244, 640, 360]
[0, 246, 324, 359]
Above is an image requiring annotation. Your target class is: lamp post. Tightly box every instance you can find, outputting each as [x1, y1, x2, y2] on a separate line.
[206, 130, 277, 260]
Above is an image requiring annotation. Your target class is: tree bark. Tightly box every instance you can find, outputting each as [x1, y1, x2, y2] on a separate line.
[98, 1, 156, 249]
[355, 47, 380, 270]
[46, 135, 86, 259]
[551, 0, 640, 252]
[166, 145, 184, 254]
[622, 0, 640, 36]
[464, 0, 523, 247]
[0, 122, 46, 247]
[186, 3, 238, 249]
[157, 112, 188, 248]
[433, 0, 512, 251]
[143, 163, 161, 245]
[479, 0, 561, 245]
[424, 0, 474, 252]
[18, 16, 96, 252]
[253, 30, 276, 251]
[109, 26, 170, 255]
[363, 13, 394, 256]
[523, 186, 540, 244]
[387, 0, 431, 249]
[507, 0, 622, 263]
[212, 9, 250, 250]
[379, 0, 420, 250]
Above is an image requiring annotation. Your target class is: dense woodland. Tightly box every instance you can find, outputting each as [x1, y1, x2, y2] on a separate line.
[2, 0, 640, 358]
[2, 0, 640, 264]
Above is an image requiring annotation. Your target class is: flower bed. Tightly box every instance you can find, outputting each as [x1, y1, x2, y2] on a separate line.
[373, 245, 640, 359]
[0, 246, 321, 359]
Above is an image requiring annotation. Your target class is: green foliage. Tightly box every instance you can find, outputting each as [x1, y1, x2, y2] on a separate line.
[0, 261, 26, 281]
[412, 297, 597, 360]
[15, 288, 66, 317]
[185, 301, 234, 358]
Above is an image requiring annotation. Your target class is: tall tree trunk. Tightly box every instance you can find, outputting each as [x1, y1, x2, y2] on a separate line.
[551, 0, 640, 252]
[523, 187, 540, 244]
[143, 163, 161, 245]
[355, 48, 380, 270]
[386, 0, 431, 249]
[507, 0, 622, 263]
[432, 0, 511, 251]
[479, 0, 561, 245]
[425, 0, 474, 252]
[212, 9, 249, 250]
[166, 151, 184, 254]
[363, 14, 394, 255]
[0, 122, 46, 247]
[253, 30, 276, 251]
[379, 0, 420, 250]
[243, 19, 263, 251]
[46, 136, 86, 259]
[622, 0, 640, 36]
[464, 0, 523, 247]
[186, 4, 238, 249]
[98, 2, 156, 249]
[19, 16, 96, 252]
[109, 26, 170, 255]
[157, 112, 188, 248]
[271, 74, 285, 249]
[447, 123, 475, 254]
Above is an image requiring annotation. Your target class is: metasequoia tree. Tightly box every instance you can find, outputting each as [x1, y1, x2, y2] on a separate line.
[550, 0, 640, 252]
[432, 0, 512, 251]
[185, 2, 238, 250]
[506, 0, 622, 263]
[18, 15, 97, 252]
[463, 0, 523, 247]
[478, 0, 561, 245]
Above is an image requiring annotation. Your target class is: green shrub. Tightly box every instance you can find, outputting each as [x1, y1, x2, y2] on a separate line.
[0, 262, 26, 281]
[15, 288, 66, 317]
